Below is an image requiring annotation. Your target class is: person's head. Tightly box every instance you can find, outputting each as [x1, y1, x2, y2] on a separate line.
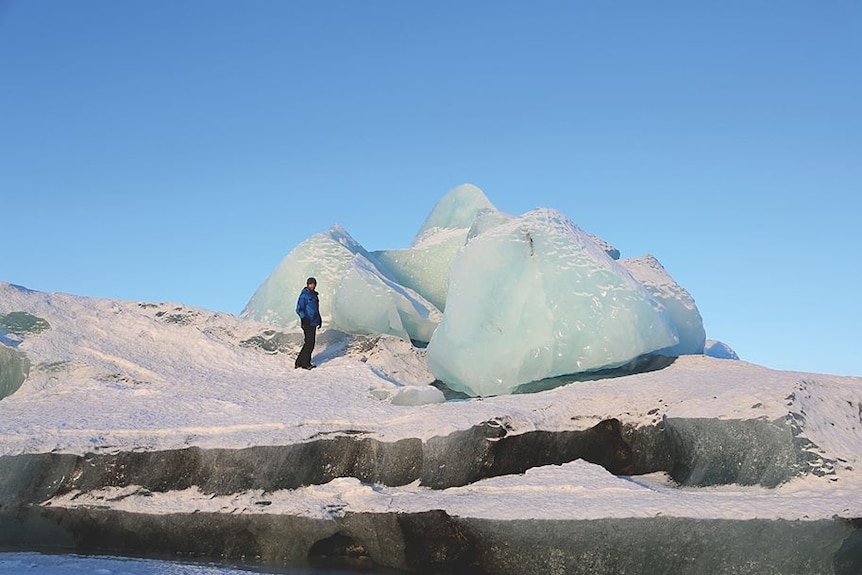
[306, 277, 317, 289]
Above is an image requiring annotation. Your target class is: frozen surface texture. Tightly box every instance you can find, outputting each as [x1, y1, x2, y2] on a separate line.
[620, 254, 706, 356]
[426, 208, 678, 396]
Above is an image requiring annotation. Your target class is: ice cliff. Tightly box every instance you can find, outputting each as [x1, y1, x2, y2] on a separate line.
[242, 184, 709, 396]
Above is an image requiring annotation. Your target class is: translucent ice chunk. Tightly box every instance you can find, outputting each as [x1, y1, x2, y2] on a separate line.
[331, 254, 441, 343]
[390, 385, 446, 406]
[413, 183, 496, 245]
[704, 339, 740, 360]
[426, 208, 678, 396]
[620, 255, 706, 356]
[371, 185, 498, 311]
[241, 224, 367, 326]
[371, 232, 465, 312]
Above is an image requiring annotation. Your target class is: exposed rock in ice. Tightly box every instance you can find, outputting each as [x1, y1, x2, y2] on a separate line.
[426, 208, 679, 396]
[704, 339, 740, 360]
[0, 345, 29, 400]
[0, 311, 51, 337]
[620, 255, 706, 356]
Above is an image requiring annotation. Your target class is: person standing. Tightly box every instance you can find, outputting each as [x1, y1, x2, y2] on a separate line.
[295, 277, 322, 369]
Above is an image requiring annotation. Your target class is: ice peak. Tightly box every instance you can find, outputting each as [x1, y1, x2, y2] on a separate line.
[414, 184, 497, 246]
[323, 223, 366, 255]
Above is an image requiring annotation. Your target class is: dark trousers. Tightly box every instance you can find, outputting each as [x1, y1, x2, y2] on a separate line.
[296, 323, 316, 368]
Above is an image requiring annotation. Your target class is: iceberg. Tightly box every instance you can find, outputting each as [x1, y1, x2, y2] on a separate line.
[426, 208, 679, 397]
[243, 183, 715, 396]
[620, 254, 706, 356]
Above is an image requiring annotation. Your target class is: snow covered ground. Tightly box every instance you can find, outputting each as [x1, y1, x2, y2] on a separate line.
[2, 281, 862, 572]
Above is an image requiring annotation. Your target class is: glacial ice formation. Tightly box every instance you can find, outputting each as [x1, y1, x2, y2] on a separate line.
[413, 183, 497, 244]
[241, 226, 441, 343]
[370, 183, 495, 311]
[425, 208, 679, 396]
[370, 233, 463, 313]
[620, 255, 706, 356]
[243, 184, 709, 396]
[705, 339, 740, 360]
[242, 224, 367, 326]
[331, 254, 441, 343]
[390, 384, 446, 406]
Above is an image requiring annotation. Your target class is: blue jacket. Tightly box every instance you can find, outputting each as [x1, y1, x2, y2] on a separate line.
[295, 286, 322, 328]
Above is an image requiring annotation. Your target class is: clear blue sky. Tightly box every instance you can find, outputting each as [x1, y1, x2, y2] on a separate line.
[1, 1, 860, 376]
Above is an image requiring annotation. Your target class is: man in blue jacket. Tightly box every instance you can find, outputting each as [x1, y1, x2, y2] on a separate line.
[295, 277, 322, 369]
